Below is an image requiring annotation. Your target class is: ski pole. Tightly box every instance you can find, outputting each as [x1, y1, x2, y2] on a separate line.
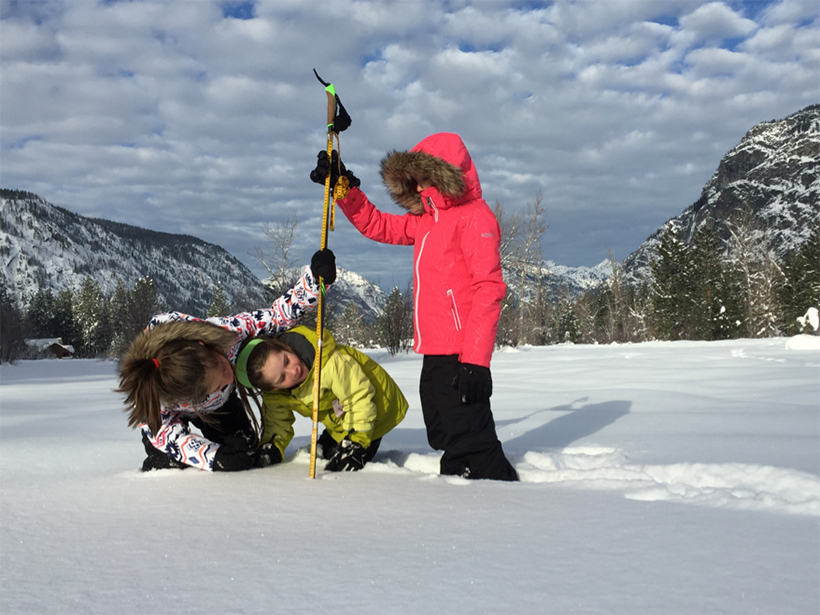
[309, 69, 351, 478]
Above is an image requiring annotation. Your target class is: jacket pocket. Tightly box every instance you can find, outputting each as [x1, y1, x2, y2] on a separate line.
[447, 289, 463, 331]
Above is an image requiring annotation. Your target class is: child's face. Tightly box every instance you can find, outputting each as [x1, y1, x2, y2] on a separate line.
[204, 353, 234, 396]
[260, 350, 308, 390]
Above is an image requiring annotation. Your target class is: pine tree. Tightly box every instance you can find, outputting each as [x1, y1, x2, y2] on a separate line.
[53, 288, 78, 350]
[207, 282, 231, 318]
[127, 277, 161, 339]
[687, 226, 737, 340]
[0, 276, 27, 363]
[109, 278, 134, 356]
[333, 301, 367, 347]
[25, 288, 58, 338]
[74, 277, 113, 357]
[557, 302, 582, 343]
[778, 225, 820, 334]
[377, 285, 413, 355]
[650, 222, 692, 340]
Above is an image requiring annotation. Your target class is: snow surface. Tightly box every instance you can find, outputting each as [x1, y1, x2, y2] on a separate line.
[1, 338, 819, 614]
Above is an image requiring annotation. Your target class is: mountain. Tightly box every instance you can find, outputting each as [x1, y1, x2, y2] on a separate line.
[0, 189, 389, 320]
[320, 268, 387, 322]
[262, 267, 387, 323]
[623, 105, 820, 281]
[503, 259, 612, 303]
[0, 190, 268, 315]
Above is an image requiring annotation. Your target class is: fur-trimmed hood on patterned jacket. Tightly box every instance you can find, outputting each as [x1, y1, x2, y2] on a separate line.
[123, 320, 239, 366]
[380, 132, 481, 215]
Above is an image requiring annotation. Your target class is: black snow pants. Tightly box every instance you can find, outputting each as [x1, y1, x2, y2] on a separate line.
[420, 355, 518, 481]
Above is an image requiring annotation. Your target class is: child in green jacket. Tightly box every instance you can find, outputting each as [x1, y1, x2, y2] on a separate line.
[235, 325, 408, 472]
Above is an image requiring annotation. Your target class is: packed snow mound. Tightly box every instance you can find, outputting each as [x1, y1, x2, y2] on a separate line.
[785, 334, 820, 350]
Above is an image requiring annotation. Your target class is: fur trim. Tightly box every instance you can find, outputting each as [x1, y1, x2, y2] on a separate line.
[124, 320, 238, 363]
[380, 150, 466, 214]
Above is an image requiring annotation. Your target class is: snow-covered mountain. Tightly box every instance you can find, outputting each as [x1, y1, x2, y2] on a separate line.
[503, 259, 613, 303]
[0, 190, 388, 319]
[263, 267, 387, 323]
[322, 268, 387, 321]
[623, 105, 820, 282]
[1, 190, 269, 315]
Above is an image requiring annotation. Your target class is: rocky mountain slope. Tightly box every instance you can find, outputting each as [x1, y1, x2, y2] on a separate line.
[623, 105, 820, 282]
[0, 190, 386, 319]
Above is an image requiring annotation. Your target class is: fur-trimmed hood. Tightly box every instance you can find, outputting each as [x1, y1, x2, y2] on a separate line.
[380, 133, 482, 214]
[123, 320, 239, 364]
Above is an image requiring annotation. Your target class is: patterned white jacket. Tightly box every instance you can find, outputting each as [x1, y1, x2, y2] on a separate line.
[141, 266, 319, 470]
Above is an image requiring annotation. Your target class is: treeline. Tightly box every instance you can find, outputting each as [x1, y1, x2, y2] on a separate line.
[1, 276, 167, 362]
[1, 210, 816, 363]
[0, 272, 416, 363]
[498, 210, 819, 346]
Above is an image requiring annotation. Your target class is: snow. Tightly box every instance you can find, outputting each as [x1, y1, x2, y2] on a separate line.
[798, 307, 820, 334]
[1, 338, 819, 614]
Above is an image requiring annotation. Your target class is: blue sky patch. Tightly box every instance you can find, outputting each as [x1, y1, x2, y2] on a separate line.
[4, 136, 43, 151]
[221, 1, 255, 20]
[458, 41, 504, 54]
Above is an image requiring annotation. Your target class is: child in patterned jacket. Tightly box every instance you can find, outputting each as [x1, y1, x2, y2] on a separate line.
[116, 249, 335, 472]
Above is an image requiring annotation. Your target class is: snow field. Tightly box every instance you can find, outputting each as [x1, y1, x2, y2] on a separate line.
[1, 337, 818, 614]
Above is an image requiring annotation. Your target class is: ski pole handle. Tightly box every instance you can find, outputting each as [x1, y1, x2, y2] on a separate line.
[325, 84, 336, 133]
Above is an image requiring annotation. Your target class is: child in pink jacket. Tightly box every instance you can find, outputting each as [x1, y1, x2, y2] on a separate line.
[311, 133, 517, 480]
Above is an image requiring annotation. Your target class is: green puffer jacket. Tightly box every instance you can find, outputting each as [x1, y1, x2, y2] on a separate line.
[260, 326, 408, 459]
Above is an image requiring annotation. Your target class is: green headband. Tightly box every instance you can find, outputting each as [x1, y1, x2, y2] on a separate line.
[235, 338, 266, 389]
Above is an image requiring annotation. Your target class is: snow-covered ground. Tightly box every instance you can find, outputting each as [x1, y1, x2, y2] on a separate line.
[1, 337, 818, 615]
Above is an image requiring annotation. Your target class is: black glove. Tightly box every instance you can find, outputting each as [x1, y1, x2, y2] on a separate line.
[310, 150, 360, 190]
[213, 442, 257, 472]
[252, 443, 282, 468]
[457, 363, 493, 405]
[140, 433, 188, 471]
[311, 248, 336, 285]
[317, 429, 338, 460]
[220, 429, 255, 450]
[324, 438, 367, 472]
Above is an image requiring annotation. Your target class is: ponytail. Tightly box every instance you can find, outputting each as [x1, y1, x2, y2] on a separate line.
[117, 320, 239, 435]
[118, 355, 165, 435]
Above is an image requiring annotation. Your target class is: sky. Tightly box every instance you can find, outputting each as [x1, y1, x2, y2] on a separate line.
[1, 0, 818, 291]
[1, 335, 818, 613]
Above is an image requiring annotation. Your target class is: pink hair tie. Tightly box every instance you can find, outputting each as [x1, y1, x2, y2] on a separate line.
[151, 358, 160, 369]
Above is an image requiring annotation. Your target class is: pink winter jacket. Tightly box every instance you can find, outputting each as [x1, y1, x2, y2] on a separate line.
[336, 133, 506, 368]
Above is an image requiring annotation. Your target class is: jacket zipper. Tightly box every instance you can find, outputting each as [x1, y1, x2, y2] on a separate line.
[414, 197, 439, 351]
[447, 289, 463, 331]
[428, 196, 439, 222]
[414, 231, 430, 350]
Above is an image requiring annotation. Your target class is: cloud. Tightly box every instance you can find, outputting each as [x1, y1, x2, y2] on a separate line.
[1, 0, 817, 292]
[677, 2, 758, 46]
